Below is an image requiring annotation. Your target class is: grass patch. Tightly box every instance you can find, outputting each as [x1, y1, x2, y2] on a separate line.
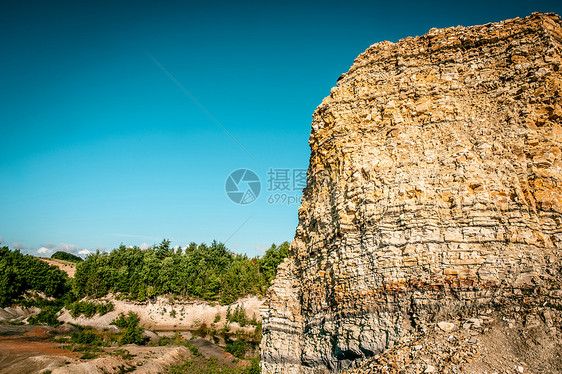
[167, 355, 260, 374]
[111, 348, 135, 360]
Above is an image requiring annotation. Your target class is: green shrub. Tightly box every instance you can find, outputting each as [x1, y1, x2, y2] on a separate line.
[28, 309, 60, 327]
[70, 330, 101, 346]
[69, 301, 114, 318]
[184, 341, 201, 357]
[79, 351, 99, 360]
[111, 349, 134, 360]
[96, 301, 114, 315]
[225, 339, 249, 358]
[227, 304, 248, 326]
[111, 312, 145, 345]
[167, 354, 260, 374]
[244, 356, 260, 374]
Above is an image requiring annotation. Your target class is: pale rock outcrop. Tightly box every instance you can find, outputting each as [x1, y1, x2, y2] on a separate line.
[261, 12, 562, 373]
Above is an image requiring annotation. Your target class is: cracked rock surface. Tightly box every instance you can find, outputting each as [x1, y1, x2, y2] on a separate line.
[261, 12, 562, 374]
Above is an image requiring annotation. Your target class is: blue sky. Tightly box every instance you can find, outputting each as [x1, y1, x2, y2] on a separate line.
[1, 0, 561, 257]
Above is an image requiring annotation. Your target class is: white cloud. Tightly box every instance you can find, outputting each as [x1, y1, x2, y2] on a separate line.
[255, 245, 267, 253]
[139, 243, 149, 250]
[41, 242, 56, 249]
[78, 249, 91, 256]
[37, 247, 52, 255]
[53, 243, 78, 252]
[0, 237, 4, 244]
[12, 242, 26, 250]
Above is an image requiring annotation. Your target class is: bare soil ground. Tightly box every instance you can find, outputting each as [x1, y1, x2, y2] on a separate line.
[0, 325, 212, 374]
[0, 306, 41, 324]
[50, 345, 192, 374]
[59, 295, 263, 333]
[0, 325, 79, 374]
[38, 258, 76, 278]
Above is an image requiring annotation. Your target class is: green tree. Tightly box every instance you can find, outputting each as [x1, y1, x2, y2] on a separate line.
[71, 240, 289, 303]
[0, 247, 69, 307]
[51, 251, 83, 263]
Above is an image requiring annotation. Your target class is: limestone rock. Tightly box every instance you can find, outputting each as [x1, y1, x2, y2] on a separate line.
[261, 12, 562, 373]
[437, 322, 455, 332]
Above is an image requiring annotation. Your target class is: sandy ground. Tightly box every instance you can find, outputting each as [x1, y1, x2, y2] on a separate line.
[38, 258, 77, 278]
[0, 295, 263, 373]
[0, 325, 251, 374]
[59, 295, 263, 333]
[50, 345, 192, 374]
[0, 325, 231, 374]
[0, 326, 79, 374]
[0, 306, 41, 324]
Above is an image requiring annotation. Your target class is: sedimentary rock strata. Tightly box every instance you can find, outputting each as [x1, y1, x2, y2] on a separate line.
[261, 12, 562, 373]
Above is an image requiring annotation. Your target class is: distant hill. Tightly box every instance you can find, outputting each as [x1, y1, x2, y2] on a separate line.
[51, 251, 83, 263]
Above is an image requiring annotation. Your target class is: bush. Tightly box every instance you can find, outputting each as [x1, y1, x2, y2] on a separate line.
[168, 353, 260, 374]
[197, 322, 208, 338]
[225, 339, 249, 358]
[184, 341, 201, 357]
[70, 330, 101, 346]
[158, 337, 172, 346]
[96, 301, 114, 315]
[168, 354, 260, 373]
[111, 312, 145, 345]
[28, 309, 61, 327]
[227, 304, 248, 326]
[69, 301, 114, 318]
[244, 356, 260, 374]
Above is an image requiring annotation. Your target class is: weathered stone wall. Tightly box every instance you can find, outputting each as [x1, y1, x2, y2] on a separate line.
[261, 13, 562, 374]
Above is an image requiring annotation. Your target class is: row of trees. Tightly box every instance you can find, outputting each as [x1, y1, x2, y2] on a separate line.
[0, 246, 70, 307]
[73, 240, 290, 304]
[0, 240, 290, 307]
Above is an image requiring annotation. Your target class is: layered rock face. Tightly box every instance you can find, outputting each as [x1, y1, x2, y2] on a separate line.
[261, 13, 562, 373]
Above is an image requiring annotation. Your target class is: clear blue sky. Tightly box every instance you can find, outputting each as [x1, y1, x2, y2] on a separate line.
[1, 0, 560, 257]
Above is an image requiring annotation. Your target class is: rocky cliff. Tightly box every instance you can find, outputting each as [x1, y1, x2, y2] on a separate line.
[261, 13, 562, 373]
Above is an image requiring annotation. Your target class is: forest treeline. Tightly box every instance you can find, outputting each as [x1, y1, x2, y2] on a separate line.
[73, 240, 290, 304]
[0, 241, 289, 306]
